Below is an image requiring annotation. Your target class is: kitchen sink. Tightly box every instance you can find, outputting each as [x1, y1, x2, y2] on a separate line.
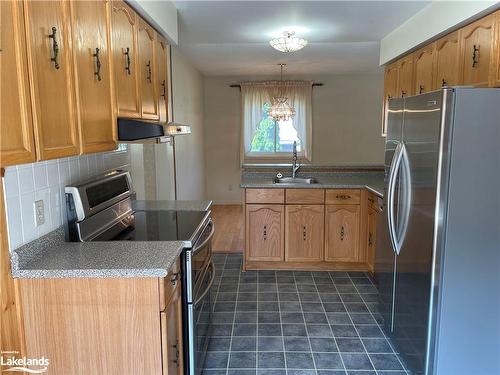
[273, 177, 318, 184]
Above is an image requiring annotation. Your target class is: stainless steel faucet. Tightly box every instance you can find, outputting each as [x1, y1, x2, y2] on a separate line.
[292, 141, 300, 178]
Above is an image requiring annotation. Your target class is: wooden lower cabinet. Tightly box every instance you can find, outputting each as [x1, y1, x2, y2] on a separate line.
[285, 205, 324, 262]
[366, 207, 378, 273]
[246, 204, 284, 261]
[161, 283, 183, 375]
[324, 204, 360, 263]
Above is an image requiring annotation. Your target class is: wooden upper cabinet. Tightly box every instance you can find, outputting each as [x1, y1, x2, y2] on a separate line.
[246, 205, 284, 262]
[70, 0, 116, 154]
[494, 11, 500, 86]
[460, 13, 496, 87]
[137, 18, 159, 120]
[110, 0, 140, 118]
[23, 0, 80, 160]
[434, 31, 461, 88]
[398, 55, 415, 97]
[285, 205, 324, 262]
[325, 205, 360, 263]
[382, 62, 399, 136]
[1, 0, 36, 167]
[156, 35, 169, 123]
[413, 45, 435, 94]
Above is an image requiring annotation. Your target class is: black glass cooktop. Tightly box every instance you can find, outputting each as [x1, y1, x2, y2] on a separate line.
[114, 210, 208, 242]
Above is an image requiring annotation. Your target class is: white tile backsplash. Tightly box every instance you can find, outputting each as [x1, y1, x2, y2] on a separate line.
[2, 147, 131, 251]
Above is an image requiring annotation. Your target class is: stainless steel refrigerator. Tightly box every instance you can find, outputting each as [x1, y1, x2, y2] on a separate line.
[375, 88, 500, 375]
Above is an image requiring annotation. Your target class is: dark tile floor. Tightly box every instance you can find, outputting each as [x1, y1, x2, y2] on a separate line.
[203, 253, 410, 375]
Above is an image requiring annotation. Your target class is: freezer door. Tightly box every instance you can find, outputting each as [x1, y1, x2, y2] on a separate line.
[393, 91, 443, 374]
[374, 97, 404, 333]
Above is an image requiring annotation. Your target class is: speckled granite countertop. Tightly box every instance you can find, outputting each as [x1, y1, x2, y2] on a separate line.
[11, 199, 212, 279]
[240, 172, 385, 197]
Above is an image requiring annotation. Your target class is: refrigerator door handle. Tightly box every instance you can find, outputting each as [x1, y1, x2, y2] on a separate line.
[396, 145, 412, 254]
[387, 142, 404, 254]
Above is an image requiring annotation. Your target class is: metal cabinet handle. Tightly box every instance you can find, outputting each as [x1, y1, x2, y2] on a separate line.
[441, 78, 447, 87]
[368, 232, 373, 247]
[48, 26, 60, 69]
[161, 79, 166, 98]
[401, 90, 407, 97]
[303, 226, 306, 241]
[336, 194, 351, 200]
[124, 47, 131, 74]
[263, 225, 267, 240]
[170, 272, 180, 286]
[172, 340, 180, 367]
[387, 94, 392, 101]
[340, 226, 345, 241]
[472, 44, 480, 67]
[419, 85, 424, 94]
[146, 60, 152, 83]
[93, 48, 102, 81]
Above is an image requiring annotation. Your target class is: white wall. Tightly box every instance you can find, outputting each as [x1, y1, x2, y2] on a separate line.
[203, 74, 385, 204]
[380, 1, 499, 64]
[171, 47, 206, 200]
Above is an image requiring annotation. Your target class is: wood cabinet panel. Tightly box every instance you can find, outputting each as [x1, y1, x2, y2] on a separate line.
[157, 35, 169, 123]
[161, 284, 183, 375]
[325, 189, 361, 205]
[325, 205, 360, 262]
[19, 277, 162, 374]
[24, 0, 80, 160]
[159, 258, 181, 312]
[382, 62, 399, 136]
[460, 13, 496, 87]
[494, 11, 500, 86]
[286, 189, 325, 204]
[398, 55, 415, 97]
[246, 204, 284, 261]
[137, 18, 159, 120]
[434, 31, 461, 88]
[413, 45, 435, 94]
[71, 0, 116, 154]
[366, 207, 377, 273]
[1, 0, 36, 167]
[110, 0, 140, 118]
[285, 205, 324, 262]
[246, 189, 285, 204]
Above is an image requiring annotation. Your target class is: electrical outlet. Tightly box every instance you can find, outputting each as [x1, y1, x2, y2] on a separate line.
[34, 200, 45, 227]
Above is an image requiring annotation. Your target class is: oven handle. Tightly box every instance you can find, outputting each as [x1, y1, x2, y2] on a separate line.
[192, 220, 215, 255]
[194, 260, 215, 307]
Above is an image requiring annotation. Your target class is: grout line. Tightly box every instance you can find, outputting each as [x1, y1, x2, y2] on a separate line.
[275, 271, 288, 375]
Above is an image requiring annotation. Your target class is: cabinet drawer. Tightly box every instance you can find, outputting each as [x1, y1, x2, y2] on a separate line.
[159, 257, 181, 311]
[246, 189, 285, 204]
[286, 189, 325, 204]
[325, 189, 361, 205]
[367, 193, 378, 211]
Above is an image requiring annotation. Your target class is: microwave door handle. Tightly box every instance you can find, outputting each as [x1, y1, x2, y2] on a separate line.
[194, 260, 215, 307]
[396, 145, 412, 255]
[387, 142, 404, 255]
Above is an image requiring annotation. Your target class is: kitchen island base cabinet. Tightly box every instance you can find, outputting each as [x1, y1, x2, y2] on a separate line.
[325, 205, 360, 263]
[161, 283, 184, 375]
[245, 204, 284, 262]
[285, 205, 324, 262]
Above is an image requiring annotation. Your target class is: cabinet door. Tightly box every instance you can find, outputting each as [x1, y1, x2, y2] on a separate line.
[161, 285, 183, 375]
[413, 45, 435, 94]
[325, 205, 360, 262]
[494, 11, 500, 86]
[138, 18, 159, 120]
[366, 208, 377, 273]
[1, 0, 36, 167]
[382, 62, 399, 136]
[24, 0, 80, 160]
[434, 31, 461, 88]
[157, 35, 169, 123]
[71, 0, 116, 154]
[110, 0, 140, 117]
[460, 13, 496, 87]
[398, 55, 414, 97]
[246, 205, 284, 262]
[285, 205, 324, 262]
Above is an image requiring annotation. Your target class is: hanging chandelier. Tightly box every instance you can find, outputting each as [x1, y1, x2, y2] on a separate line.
[269, 64, 296, 121]
[269, 31, 308, 53]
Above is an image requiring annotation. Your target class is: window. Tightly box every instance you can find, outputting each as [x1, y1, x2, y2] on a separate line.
[241, 81, 312, 160]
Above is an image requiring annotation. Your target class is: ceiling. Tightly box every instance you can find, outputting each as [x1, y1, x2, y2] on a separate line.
[174, 1, 429, 76]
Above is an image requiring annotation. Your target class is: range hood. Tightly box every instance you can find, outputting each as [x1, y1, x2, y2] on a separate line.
[117, 118, 191, 142]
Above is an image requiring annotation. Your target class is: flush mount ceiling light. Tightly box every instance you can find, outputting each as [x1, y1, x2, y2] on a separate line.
[269, 31, 308, 53]
[269, 64, 296, 121]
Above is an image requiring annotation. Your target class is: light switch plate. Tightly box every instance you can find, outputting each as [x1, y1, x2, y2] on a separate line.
[34, 200, 45, 227]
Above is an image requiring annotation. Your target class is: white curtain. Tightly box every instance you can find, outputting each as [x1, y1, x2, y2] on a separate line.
[240, 81, 313, 160]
